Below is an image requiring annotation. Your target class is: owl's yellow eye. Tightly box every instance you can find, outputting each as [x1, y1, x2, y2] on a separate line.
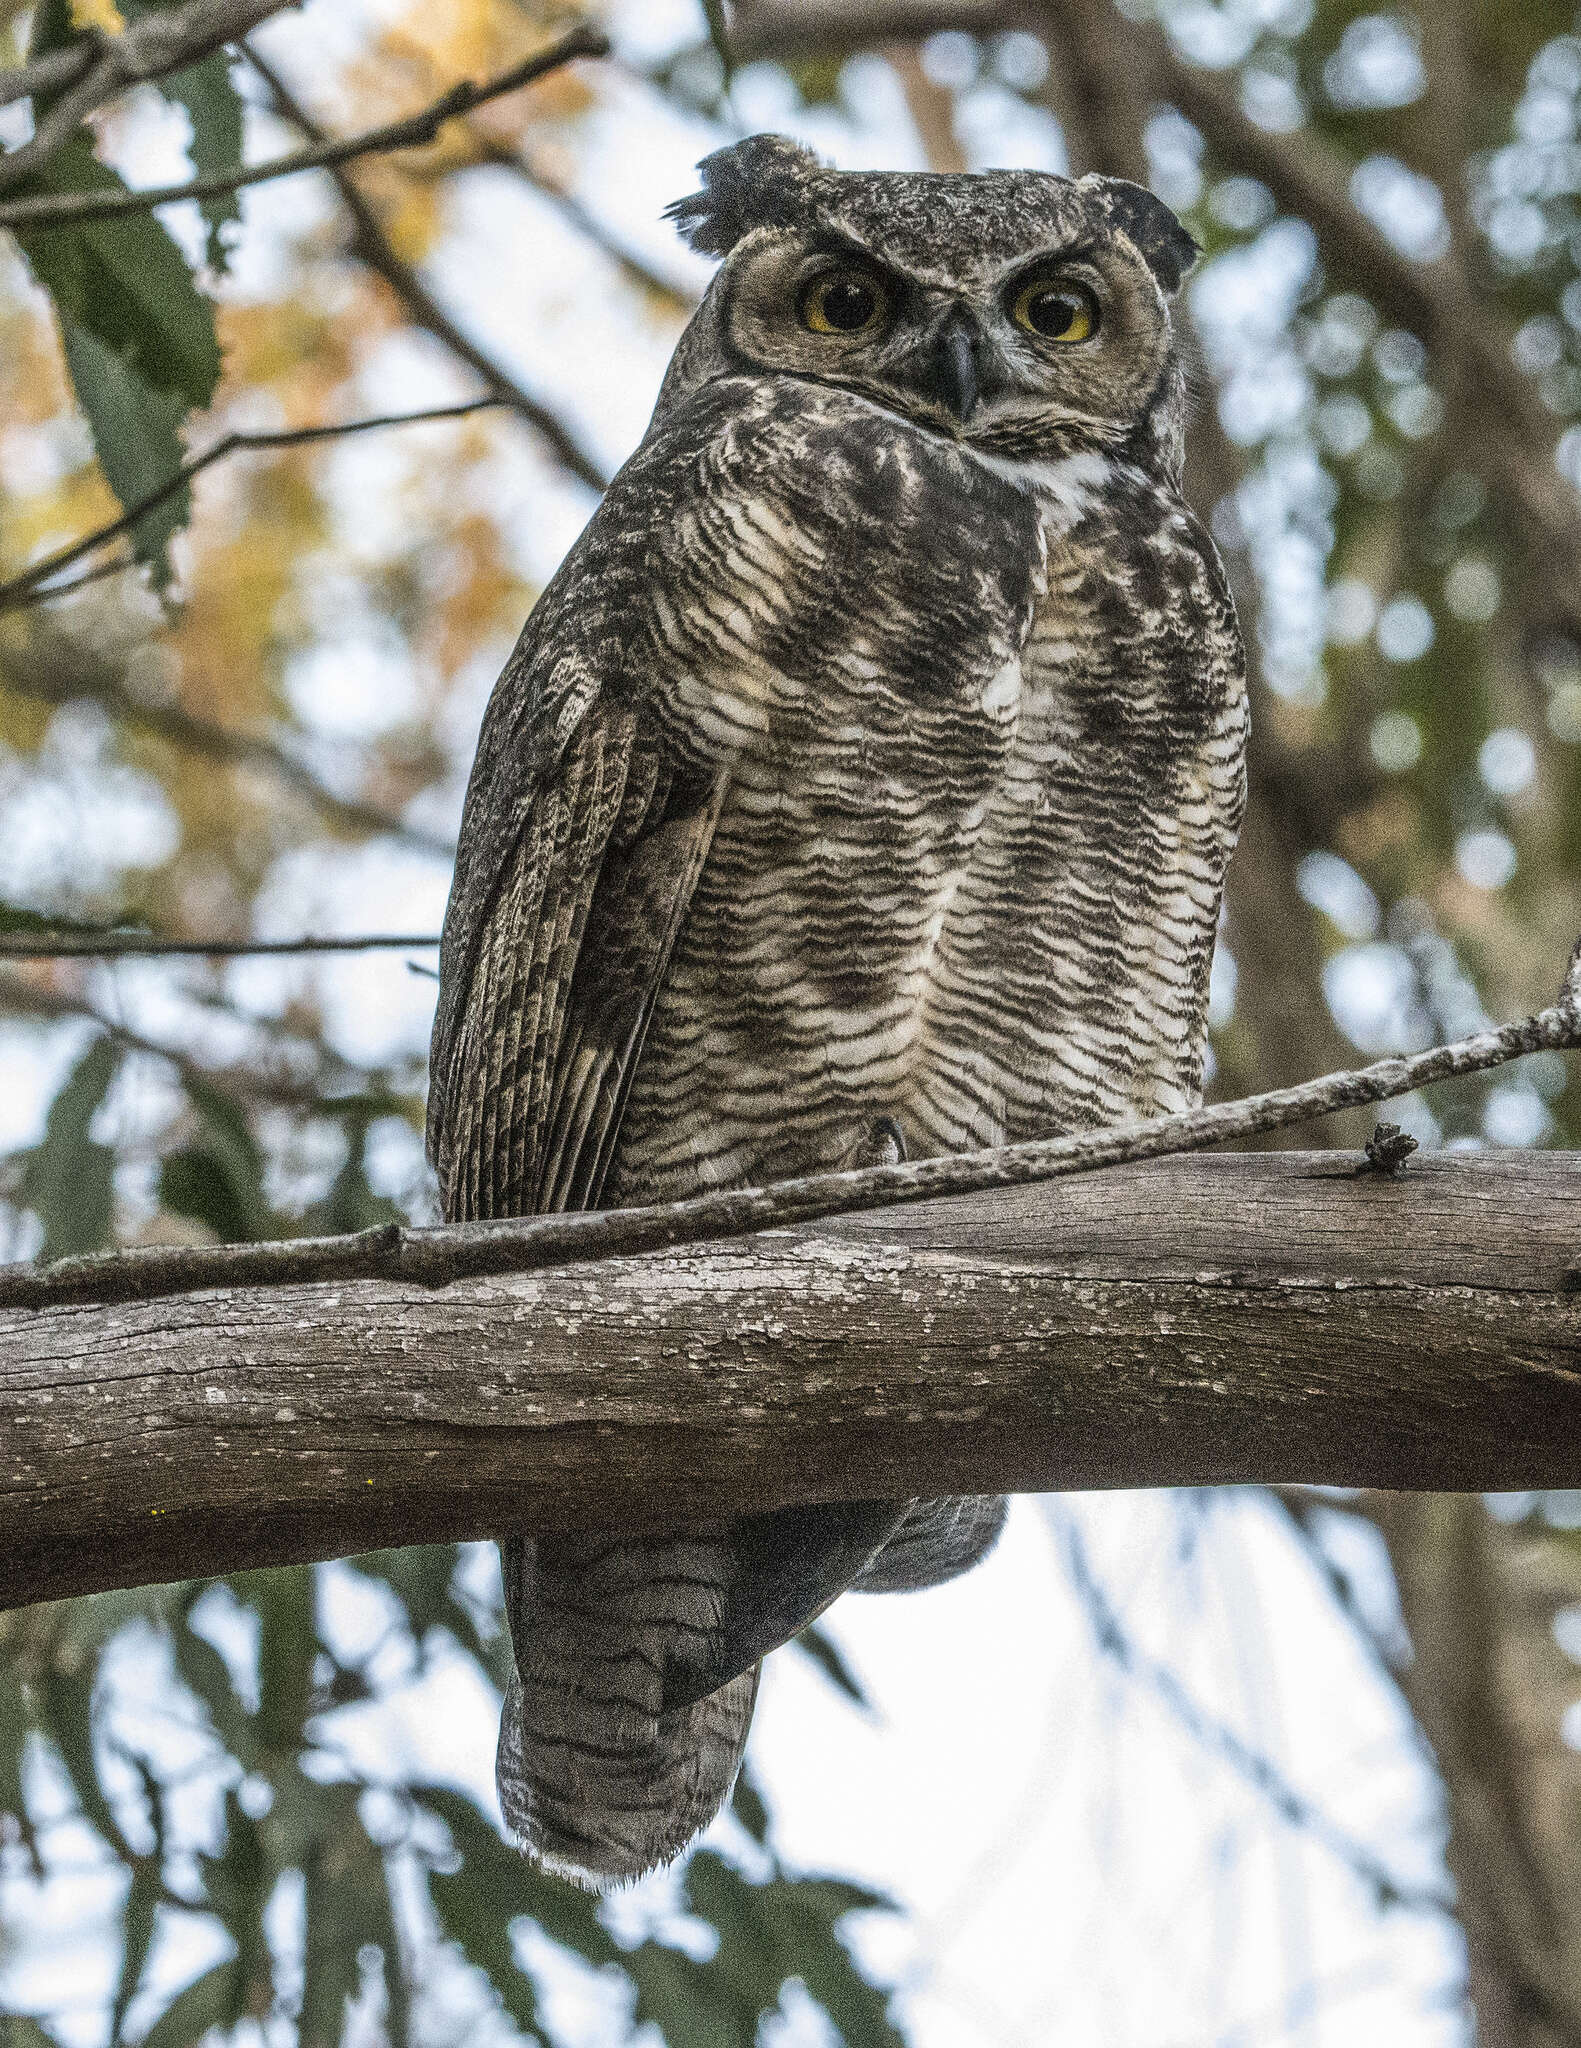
[1009, 278, 1099, 343]
[800, 267, 889, 337]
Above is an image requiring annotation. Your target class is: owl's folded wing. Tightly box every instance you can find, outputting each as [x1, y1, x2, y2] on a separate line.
[429, 677, 726, 1220]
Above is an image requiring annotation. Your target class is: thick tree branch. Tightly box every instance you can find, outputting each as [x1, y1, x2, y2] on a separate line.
[243, 44, 610, 494]
[4, 954, 1577, 1311]
[0, 0, 293, 191]
[0, 24, 611, 230]
[3, 1150, 1580, 1608]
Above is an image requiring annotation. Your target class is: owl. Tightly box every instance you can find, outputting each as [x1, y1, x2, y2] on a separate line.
[428, 136, 1247, 1888]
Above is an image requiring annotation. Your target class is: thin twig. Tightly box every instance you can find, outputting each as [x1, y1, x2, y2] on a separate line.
[243, 42, 609, 494]
[12, 549, 135, 607]
[0, 0, 293, 192]
[1053, 1505, 1456, 1916]
[462, 128, 698, 311]
[0, 397, 502, 610]
[0, 23, 611, 229]
[4, 665, 457, 858]
[3, 936, 1576, 1311]
[0, 969, 372, 1109]
[0, 933, 439, 957]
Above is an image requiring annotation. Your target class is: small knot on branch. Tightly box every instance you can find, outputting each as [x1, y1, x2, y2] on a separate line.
[1363, 1122, 1418, 1177]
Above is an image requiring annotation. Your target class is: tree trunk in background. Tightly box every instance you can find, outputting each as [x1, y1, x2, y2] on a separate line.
[1366, 1497, 1581, 2048]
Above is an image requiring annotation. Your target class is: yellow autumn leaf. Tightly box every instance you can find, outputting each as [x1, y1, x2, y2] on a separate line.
[67, 0, 124, 32]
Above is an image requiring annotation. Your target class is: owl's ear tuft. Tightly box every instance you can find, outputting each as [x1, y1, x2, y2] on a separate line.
[665, 134, 825, 256]
[1082, 176, 1200, 295]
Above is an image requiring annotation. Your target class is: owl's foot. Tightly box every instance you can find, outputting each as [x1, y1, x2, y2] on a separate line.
[841, 1114, 907, 1171]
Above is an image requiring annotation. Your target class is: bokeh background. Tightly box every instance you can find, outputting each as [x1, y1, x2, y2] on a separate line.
[2, 1, 1581, 2042]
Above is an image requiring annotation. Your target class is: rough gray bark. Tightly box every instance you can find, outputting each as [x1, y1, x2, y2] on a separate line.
[3, 1151, 1579, 1610]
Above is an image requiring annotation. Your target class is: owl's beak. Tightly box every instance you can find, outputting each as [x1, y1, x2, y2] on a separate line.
[927, 309, 984, 424]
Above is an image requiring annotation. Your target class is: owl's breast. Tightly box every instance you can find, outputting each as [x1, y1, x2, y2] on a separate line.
[900, 467, 1248, 1152]
[602, 411, 1246, 1205]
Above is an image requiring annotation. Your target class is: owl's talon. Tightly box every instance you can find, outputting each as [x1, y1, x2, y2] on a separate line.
[843, 1115, 907, 1172]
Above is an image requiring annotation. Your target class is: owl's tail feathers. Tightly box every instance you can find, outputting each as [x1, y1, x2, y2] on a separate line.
[496, 1531, 761, 1890]
[495, 1503, 907, 1887]
[852, 1495, 1008, 1593]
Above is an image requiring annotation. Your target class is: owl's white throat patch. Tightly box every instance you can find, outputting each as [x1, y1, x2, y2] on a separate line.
[968, 446, 1113, 526]
[980, 656, 1022, 718]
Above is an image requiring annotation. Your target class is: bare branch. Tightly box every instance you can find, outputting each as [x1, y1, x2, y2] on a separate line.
[243, 43, 610, 494]
[0, 932, 439, 957]
[4, 1148, 1581, 1607]
[0, 397, 502, 610]
[0, 23, 612, 230]
[10, 549, 136, 606]
[1053, 1504, 1456, 1915]
[0, 968, 373, 1109]
[3, 946, 1577, 1311]
[4, 664, 457, 858]
[460, 130, 698, 312]
[0, 0, 294, 192]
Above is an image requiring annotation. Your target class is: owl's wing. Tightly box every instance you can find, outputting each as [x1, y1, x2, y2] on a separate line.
[430, 685, 727, 1219]
[427, 390, 741, 1219]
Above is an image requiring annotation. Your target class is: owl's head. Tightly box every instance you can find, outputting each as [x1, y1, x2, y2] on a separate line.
[660, 136, 1198, 469]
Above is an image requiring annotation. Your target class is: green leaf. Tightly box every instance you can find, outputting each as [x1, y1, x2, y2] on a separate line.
[230, 1566, 315, 1761]
[423, 1816, 542, 2033]
[169, 1591, 256, 1764]
[700, 0, 734, 81]
[0, 900, 142, 936]
[56, 317, 191, 579]
[0, 1650, 41, 1876]
[159, 1079, 275, 1244]
[157, 52, 245, 275]
[14, 129, 222, 580]
[19, 1035, 118, 1258]
[112, 0, 245, 273]
[15, 133, 221, 404]
[730, 1764, 771, 1848]
[110, 1866, 159, 2047]
[794, 1622, 872, 1712]
[198, 1789, 272, 2015]
[677, 1853, 905, 2048]
[0, 2017, 72, 2047]
[40, 1652, 134, 1861]
[412, 1783, 622, 2026]
[299, 1792, 394, 2048]
[345, 1546, 493, 1668]
[762, 1880, 905, 2048]
[134, 1962, 239, 2048]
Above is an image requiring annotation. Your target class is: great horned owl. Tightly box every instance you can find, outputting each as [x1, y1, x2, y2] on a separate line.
[428, 136, 1247, 1887]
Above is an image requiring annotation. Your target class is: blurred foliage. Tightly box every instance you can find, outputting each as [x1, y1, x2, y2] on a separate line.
[0, 1540, 901, 2045]
[1, 0, 1580, 2040]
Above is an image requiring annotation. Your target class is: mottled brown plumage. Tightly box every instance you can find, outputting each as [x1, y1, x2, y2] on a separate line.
[428, 136, 1247, 1886]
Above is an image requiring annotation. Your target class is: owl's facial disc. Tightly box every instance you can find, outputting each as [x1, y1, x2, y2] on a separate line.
[721, 227, 1172, 452]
